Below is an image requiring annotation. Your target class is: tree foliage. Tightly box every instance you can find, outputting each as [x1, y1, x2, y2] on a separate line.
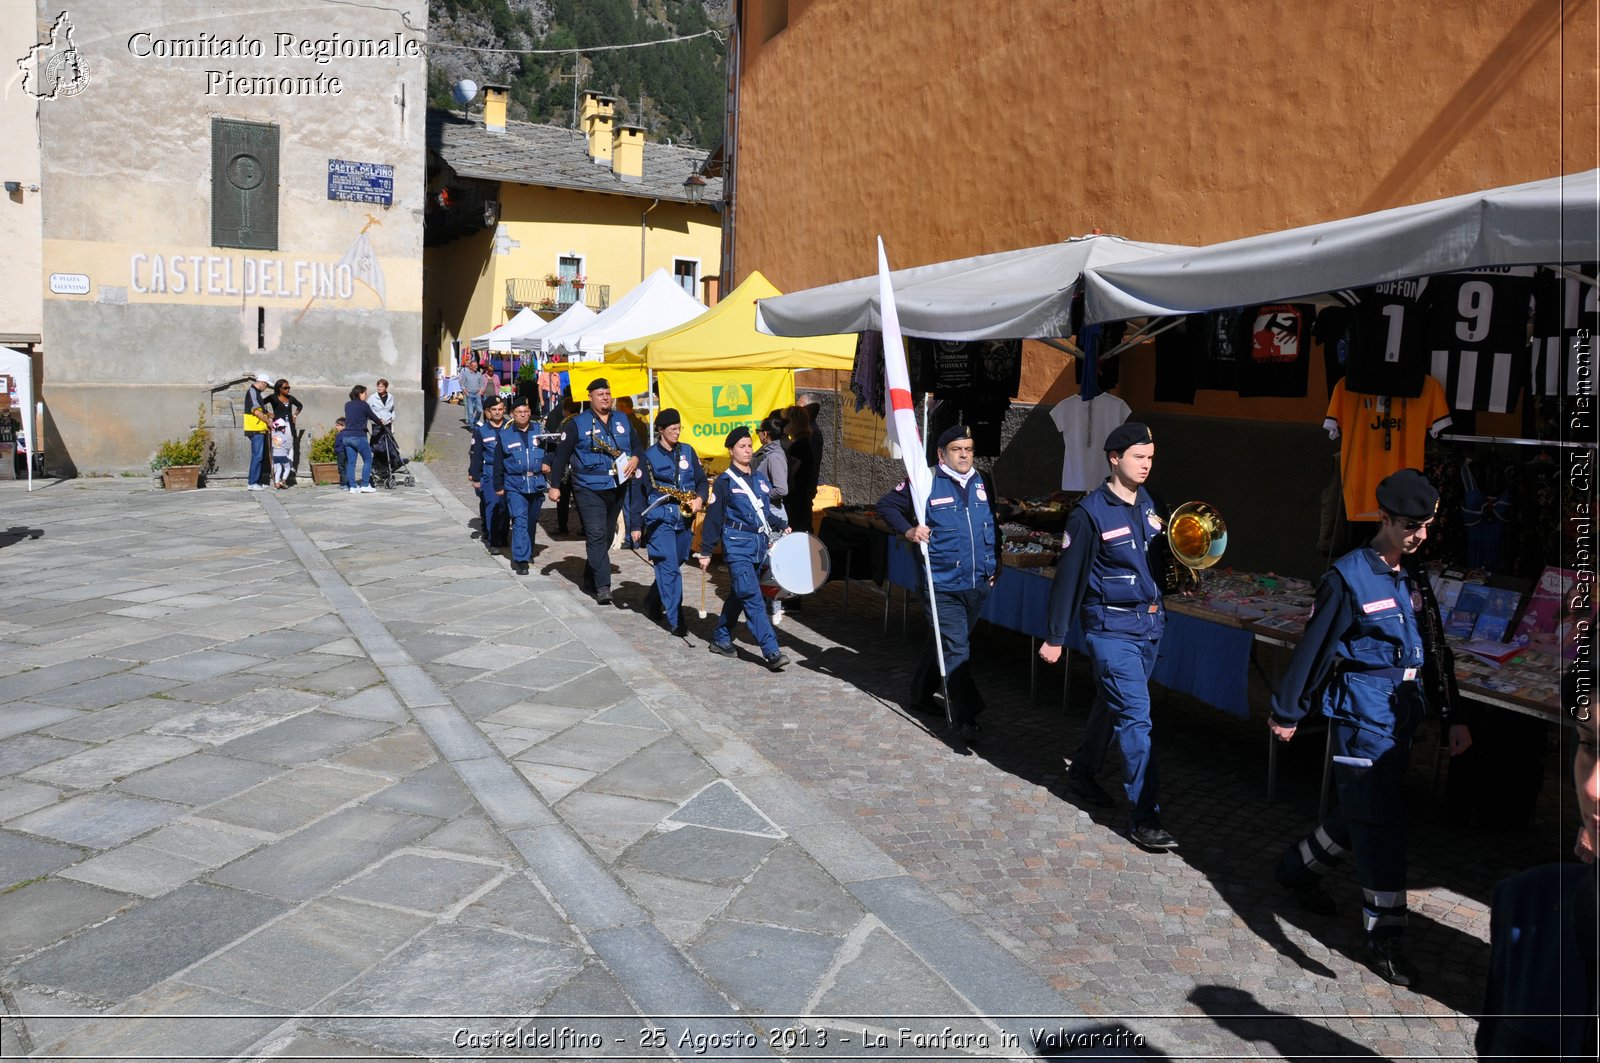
[428, 0, 726, 148]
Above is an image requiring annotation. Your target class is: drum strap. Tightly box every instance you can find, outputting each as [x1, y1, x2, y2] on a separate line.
[723, 469, 775, 539]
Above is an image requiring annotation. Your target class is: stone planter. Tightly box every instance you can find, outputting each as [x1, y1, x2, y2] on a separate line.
[310, 461, 342, 485]
[161, 465, 203, 491]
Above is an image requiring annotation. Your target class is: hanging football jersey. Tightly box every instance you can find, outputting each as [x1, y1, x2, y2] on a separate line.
[1324, 375, 1452, 520]
[1312, 304, 1354, 396]
[1336, 280, 1431, 398]
[1201, 307, 1249, 392]
[1421, 266, 1535, 412]
[1530, 265, 1599, 397]
[1236, 303, 1315, 398]
[1153, 315, 1205, 404]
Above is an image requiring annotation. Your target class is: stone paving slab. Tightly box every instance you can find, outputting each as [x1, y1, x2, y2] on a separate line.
[209, 806, 437, 901]
[10, 791, 186, 850]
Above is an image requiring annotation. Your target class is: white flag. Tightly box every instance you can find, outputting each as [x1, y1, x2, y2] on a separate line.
[876, 237, 931, 523]
[338, 232, 387, 307]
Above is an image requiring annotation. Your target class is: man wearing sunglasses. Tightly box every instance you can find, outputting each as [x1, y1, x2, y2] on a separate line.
[1268, 468, 1472, 988]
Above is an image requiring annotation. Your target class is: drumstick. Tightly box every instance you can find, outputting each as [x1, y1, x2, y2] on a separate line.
[698, 560, 707, 619]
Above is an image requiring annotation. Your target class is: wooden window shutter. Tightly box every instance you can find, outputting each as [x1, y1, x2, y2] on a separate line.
[211, 118, 279, 250]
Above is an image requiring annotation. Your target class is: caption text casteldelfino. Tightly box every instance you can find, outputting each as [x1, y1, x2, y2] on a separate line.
[126, 31, 421, 96]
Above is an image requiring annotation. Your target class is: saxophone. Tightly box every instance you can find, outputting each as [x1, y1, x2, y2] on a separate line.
[645, 461, 699, 519]
[587, 422, 628, 482]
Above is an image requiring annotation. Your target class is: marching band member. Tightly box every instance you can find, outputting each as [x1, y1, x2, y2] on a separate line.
[491, 395, 550, 576]
[699, 426, 790, 671]
[467, 393, 508, 553]
[549, 378, 640, 604]
[627, 408, 707, 637]
[877, 424, 1000, 744]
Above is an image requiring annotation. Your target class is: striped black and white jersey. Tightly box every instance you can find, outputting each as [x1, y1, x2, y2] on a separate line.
[1530, 265, 1599, 397]
[1421, 266, 1535, 413]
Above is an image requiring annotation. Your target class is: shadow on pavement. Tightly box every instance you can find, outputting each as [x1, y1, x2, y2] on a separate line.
[0, 526, 44, 549]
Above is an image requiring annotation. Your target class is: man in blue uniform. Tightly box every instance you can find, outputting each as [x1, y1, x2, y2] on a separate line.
[877, 424, 1001, 743]
[549, 379, 640, 604]
[491, 396, 551, 576]
[1038, 422, 1177, 853]
[1270, 468, 1472, 987]
[467, 393, 508, 553]
[698, 426, 789, 671]
[627, 408, 706, 637]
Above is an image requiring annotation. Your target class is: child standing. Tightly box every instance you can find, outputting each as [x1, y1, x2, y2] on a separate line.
[270, 419, 293, 488]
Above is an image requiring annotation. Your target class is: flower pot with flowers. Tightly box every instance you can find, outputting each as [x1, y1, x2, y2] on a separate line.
[308, 426, 343, 485]
[544, 272, 562, 287]
[571, 272, 587, 292]
[149, 405, 214, 490]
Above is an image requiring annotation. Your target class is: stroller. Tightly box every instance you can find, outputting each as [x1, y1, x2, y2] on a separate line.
[369, 423, 415, 489]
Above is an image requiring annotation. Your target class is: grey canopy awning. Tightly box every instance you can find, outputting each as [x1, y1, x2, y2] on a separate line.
[755, 235, 1188, 340]
[1082, 169, 1600, 324]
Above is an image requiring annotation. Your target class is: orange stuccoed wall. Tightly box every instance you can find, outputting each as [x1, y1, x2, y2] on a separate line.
[734, 0, 1599, 428]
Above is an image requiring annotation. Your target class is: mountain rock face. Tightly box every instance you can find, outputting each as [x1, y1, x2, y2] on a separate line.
[428, 0, 729, 149]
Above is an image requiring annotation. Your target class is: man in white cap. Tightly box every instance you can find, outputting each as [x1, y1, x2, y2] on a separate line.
[242, 372, 273, 490]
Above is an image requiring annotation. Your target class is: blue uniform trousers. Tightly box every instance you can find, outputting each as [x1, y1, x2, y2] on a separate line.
[1277, 686, 1421, 941]
[643, 522, 693, 626]
[478, 481, 507, 548]
[714, 557, 780, 658]
[1073, 633, 1162, 828]
[573, 484, 624, 592]
[503, 488, 544, 563]
[911, 586, 990, 727]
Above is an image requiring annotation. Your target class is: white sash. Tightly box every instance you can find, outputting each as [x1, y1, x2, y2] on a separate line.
[723, 468, 774, 538]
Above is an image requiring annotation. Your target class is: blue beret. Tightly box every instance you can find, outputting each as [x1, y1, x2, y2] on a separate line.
[724, 426, 751, 448]
[588, 377, 610, 393]
[483, 392, 505, 408]
[506, 394, 529, 410]
[1375, 469, 1439, 519]
[1104, 421, 1154, 453]
[655, 408, 681, 429]
[936, 424, 973, 449]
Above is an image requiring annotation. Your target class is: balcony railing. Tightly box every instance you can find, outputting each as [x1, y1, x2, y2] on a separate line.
[505, 279, 611, 314]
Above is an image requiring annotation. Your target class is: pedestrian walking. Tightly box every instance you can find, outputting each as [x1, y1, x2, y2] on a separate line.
[548, 378, 639, 605]
[492, 395, 550, 576]
[699, 426, 789, 671]
[877, 424, 1000, 743]
[468, 393, 509, 552]
[1038, 422, 1179, 853]
[1269, 468, 1471, 988]
[459, 358, 485, 426]
[627, 408, 706, 637]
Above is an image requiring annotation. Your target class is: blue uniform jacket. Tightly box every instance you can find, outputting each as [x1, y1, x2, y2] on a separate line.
[702, 466, 788, 564]
[467, 418, 505, 482]
[626, 442, 707, 536]
[1270, 546, 1428, 734]
[491, 422, 549, 495]
[1046, 481, 1165, 645]
[550, 408, 640, 491]
[877, 466, 1000, 592]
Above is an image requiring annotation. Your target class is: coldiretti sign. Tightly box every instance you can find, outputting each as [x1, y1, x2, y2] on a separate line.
[661, 369, 795, 458]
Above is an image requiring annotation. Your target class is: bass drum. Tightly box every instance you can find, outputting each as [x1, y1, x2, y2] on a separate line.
[766, 531, 832, 596]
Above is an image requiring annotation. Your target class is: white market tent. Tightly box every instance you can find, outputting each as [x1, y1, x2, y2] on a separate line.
[1082, 169, 1600, 324]
[557, 268, 706, 357]
[0, 345, 36, 490]
[754, 235, 1188, 340]
[510, 300, 597, 353]
[469, 306, 544, 350]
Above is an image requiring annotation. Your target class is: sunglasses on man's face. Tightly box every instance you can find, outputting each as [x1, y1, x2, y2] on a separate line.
[1398, 518, 1434, 533]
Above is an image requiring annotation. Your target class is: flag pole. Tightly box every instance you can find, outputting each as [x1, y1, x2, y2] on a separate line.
[875, 238, 953, 732]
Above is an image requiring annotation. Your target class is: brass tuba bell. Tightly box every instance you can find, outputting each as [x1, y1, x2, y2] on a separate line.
[1166, 501, 1227, 584]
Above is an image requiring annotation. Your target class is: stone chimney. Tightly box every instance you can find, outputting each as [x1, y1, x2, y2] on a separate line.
[581, 91, 615, 165]
[611, 124, 644, 183]
[482, 84, 509, 134]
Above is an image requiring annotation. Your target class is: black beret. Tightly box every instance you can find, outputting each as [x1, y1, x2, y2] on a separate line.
[936, 424, 973, 449]
[724, 425, 751, 448]
[1375, 469, 1439, 520]
[1104, 421, 1154, 453]
[588, 377, 610, 393]
[656, 408, 681, 429]
[506, 394, 530, 410]
[483, 393, 506, 408]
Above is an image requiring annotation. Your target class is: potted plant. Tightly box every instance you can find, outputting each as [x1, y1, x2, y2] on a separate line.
[308, 426, 343, 485]
[149, 405, 213, 491]
[544, 272, 562, 287]
[571, 272, 587, 291]
[516, 362, 541, 404]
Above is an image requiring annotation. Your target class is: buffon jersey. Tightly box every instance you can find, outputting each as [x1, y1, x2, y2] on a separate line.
[1336, 279, 1432, 398]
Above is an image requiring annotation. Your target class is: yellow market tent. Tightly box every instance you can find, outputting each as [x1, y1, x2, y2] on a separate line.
[603, 271, 855, 370]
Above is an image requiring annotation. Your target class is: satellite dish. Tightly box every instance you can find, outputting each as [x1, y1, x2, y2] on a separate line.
[451, 79, 478, 106]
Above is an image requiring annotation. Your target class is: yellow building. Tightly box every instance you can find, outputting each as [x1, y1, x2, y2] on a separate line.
[425, 88, 722, 376]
